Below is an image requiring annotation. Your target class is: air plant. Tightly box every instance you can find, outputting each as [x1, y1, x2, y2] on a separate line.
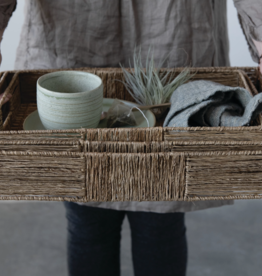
[119, 47, 193, 109]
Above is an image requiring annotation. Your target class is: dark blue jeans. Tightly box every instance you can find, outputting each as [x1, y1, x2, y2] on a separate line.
[64, 202, 187, 276]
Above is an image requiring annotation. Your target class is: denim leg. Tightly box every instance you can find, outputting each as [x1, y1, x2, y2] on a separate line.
[64, 202, 126, 276]
[127, 211, 187, 276]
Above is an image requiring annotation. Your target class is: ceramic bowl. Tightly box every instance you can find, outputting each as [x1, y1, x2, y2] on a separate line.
[37, 71, 103, 130]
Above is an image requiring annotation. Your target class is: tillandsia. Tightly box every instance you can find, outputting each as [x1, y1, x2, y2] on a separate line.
[119, 47, 194, 106]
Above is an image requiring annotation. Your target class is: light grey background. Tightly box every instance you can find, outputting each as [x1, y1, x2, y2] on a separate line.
[0, 0, 258, 71]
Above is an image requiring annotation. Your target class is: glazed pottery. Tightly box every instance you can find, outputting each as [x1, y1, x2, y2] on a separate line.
[37, 71, 103, 129]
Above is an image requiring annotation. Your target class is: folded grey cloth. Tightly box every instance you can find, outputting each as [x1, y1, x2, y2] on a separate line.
[163, 80, 262, 127]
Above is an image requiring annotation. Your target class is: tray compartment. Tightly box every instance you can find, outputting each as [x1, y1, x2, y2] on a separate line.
[0, 151, 86, 200]
[85, 152, 186, 202]
[186, 152, 262, 200]
[2, 67, 261, 131]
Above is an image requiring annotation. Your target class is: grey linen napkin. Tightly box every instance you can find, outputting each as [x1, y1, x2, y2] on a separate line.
[163, 80, 262, 127]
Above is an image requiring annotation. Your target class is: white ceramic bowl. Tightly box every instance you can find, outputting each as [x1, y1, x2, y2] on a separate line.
[37, 71, 103, 130]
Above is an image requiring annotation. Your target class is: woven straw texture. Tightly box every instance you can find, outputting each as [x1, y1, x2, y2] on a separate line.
[0, 67, 262, 202]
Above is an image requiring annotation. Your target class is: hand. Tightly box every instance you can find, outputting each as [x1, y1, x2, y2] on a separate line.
[0, 43, 12, 104]
[0, 29, 3, 65]
[252, 39, 262, 74]
[0, 29, 12, 104]
[0, 93, 12, 105]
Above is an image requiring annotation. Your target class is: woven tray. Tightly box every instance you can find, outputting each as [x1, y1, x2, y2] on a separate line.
[0, 67, 262, 202]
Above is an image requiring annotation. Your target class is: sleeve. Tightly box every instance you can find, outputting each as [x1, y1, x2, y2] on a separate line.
[0, 0, 17, 40]
[233, 0, 262, 63]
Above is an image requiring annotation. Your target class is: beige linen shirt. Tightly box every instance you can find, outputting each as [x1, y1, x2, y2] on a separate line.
[1, 0, 262, 212]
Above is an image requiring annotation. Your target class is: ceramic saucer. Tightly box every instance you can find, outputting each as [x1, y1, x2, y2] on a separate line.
[23, 98, 156, 130]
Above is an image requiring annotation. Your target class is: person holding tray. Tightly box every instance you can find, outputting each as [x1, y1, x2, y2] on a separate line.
[0, 1, 262, 276]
